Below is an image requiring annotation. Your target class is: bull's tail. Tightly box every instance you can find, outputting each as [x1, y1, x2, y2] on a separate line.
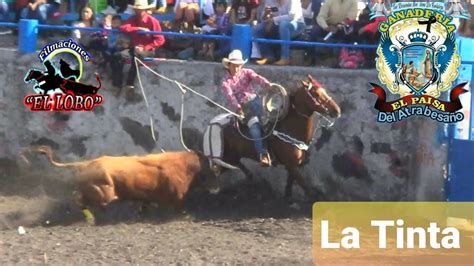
[20, 145, 88, 169]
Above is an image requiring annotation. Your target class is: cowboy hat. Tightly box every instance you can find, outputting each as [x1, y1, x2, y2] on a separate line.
[128, 0, 154, 10]
[222, 50, 248, 68]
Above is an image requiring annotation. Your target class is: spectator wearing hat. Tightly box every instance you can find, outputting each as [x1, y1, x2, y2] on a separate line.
[119, 0, 165, 95]
[221, 49, 272, 166]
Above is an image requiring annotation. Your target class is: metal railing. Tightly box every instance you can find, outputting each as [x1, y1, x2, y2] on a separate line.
[0, 19, 377, 58]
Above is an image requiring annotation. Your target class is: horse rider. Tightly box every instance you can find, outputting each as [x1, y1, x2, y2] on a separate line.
[221, 49, 272, 167]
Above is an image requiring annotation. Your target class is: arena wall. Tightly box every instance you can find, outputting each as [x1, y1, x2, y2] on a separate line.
[0, 48, 447, 201]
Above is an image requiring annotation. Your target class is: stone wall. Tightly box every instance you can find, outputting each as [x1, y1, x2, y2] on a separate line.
[0, 48, 447, 201]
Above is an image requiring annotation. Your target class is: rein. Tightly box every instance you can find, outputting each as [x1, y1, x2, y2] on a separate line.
[273, 85, 337, 151]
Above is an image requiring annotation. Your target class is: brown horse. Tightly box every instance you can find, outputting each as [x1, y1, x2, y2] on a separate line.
[218, 75, 341, 201]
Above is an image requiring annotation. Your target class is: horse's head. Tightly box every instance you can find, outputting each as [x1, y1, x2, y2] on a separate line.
[292, 75, 341, 119]
[24, 69, 44, 83]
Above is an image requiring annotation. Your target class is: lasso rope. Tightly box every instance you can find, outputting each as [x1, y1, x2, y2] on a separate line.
[135, 58, 240, 116]
[134, 57, 286, 148]
[135, 57, 245, 151]
[235, 106, 281, 141]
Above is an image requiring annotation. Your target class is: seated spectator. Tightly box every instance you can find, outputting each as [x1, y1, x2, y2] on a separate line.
[73, 4, 109, 66]
[173, 0, 200, 32]
[102, 14, 113, 29]
[357, 14, 384, 43]
[148, 0, 167, 13]
[230, 0, 259, 25]
[102, 3, 118, 15]
[156, 0, 167, 13]
[301, 0, 313, 25]
[101, 0, 134, 14]
[310, 0, 321, 23]
[457, 1, 474, 38]
[254, 0, 306, 66]
[173, 0, 214, 32]
[20, 0, 61, 24]
[0, 1, 8, 21]
[0, 0, 12, 35]
[199, 0, 230, 60]
[119, 0, 165, 98]
[72, 5, 100, 48]
[309, 0, 357, 43]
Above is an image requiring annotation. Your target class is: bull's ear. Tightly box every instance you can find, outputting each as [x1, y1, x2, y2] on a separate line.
[307, 74, 315, 83]
[301, 80, 309, 87]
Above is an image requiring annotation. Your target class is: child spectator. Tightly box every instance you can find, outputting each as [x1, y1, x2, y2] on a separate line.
[103, 14, 113, 29]
[108, 15, 130, 51]
[230, 0, 258, 25]
[199, 0, 230, 60]
[104, 15, 130, 90]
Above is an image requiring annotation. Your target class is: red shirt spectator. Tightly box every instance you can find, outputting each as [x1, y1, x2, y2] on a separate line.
[359, 16, 386, 35]
[120, 11, 165, 51]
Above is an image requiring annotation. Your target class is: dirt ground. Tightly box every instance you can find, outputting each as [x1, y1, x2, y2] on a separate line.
[0, 169, 314, 265]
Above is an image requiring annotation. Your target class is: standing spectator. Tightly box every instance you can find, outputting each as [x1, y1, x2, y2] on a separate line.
[104, 15, 130, 91]
[120, 0, 165, 96]
[20, 0, 61, 24]
[309, 0, 357, 42]
[230, 0, 259, 25]
[254, 0, 305, 66]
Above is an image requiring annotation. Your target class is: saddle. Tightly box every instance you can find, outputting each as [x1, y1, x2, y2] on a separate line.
[203, 84, 289, 168]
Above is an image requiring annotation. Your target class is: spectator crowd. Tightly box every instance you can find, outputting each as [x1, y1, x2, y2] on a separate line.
[0, 0, 473, 94]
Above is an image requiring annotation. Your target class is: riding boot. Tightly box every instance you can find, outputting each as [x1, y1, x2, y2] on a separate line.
[249, 122, 271, 166]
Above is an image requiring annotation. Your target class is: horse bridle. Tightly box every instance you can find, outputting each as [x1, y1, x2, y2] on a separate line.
[304, 82, 333, 115]
[293, 82, 335, 125]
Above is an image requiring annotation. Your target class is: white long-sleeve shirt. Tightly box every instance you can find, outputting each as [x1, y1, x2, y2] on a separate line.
[265, 0, 305, 25]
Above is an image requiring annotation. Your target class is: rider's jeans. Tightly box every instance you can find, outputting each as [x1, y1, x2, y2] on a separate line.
[243, 97, 266, 157]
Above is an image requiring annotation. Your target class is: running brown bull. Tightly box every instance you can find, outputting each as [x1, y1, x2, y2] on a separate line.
[21, 146, 219, 221]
